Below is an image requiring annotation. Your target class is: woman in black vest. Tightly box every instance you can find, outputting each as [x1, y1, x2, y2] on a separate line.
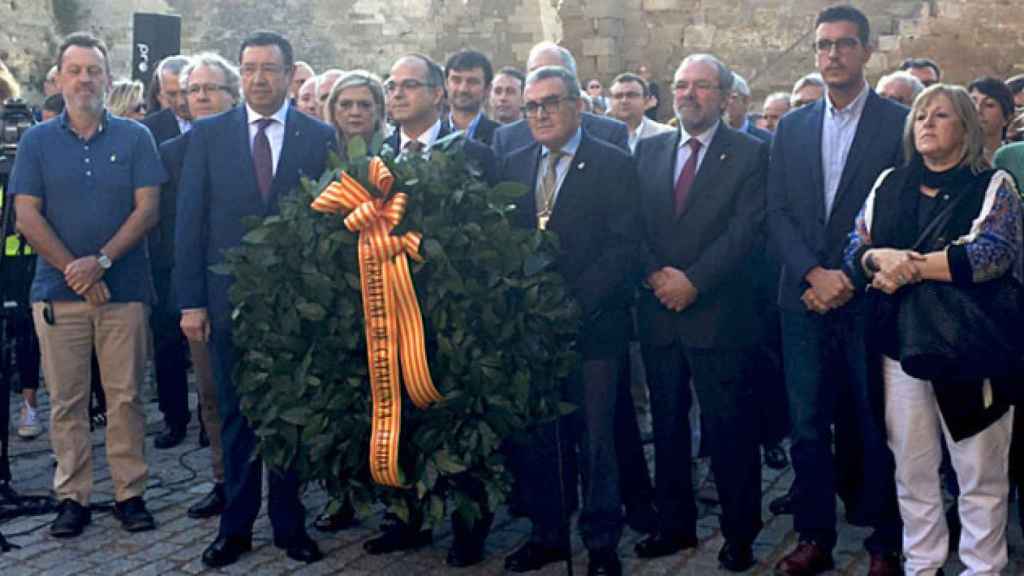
[843, 84, 1022, 575]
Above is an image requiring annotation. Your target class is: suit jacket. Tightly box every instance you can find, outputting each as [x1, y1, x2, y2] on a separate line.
[150, 131, 192, 273]
[472, 115, 500, 147]
[385, 120, 498, 186]
[499, 130, 640, 359]
[744, 122, 773, 145]
[635, 126, 769, 349]
[174, 105, 336, 323]
[140, 108, 182, 146]
[767, 90, 908, 311]
[638, 118, 675, 141]
[492, 112, 629, 158]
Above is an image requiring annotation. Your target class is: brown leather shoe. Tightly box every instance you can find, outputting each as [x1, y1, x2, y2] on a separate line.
[774, 541, 834, 575]
[867, 553, 903, 576]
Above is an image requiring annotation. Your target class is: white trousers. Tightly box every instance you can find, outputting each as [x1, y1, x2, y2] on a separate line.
[883, 356, 1012, 576]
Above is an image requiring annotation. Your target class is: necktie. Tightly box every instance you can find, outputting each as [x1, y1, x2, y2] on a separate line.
[537, 149, 563, 230]
[253, 118, 274, 203]
[674, 138, 702, 216]
[404, 140, 424, 156]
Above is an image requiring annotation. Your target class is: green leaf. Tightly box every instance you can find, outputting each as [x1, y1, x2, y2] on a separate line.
[347, 135, 368, 161]
[296, 301, 327, 321]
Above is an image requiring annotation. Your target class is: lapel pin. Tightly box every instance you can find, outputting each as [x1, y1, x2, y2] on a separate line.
[577, 161, 586, 170]
[110, 154, 117, 162]
[720, 153, 727, 161]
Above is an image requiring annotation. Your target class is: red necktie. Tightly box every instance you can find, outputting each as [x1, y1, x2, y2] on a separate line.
[674, 138, 701, 216]
[253, 118, 274, 203]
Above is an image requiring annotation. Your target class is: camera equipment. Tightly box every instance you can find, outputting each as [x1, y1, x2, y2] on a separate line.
[0, 99, 35, 179]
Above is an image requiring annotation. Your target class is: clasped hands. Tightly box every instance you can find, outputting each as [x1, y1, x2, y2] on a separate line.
[64, 256, 109, 306]
[864, 248, 926, 295]
[801, 266, 854, 314]
[647, 266, 698, 312]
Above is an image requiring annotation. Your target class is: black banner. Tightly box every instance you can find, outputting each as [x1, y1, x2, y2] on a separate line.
[132, 13, 182, 88]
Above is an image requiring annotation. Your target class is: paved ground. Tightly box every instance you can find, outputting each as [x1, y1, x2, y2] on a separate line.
[2, 381, 1023, 575]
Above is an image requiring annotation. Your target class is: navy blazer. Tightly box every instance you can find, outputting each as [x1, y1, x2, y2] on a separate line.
[141, 108, 182, 146]
[472, 115, 500, 147]
[491, 112, 629, 159]
[744, 122, 773, 146]
[385, 121, 498, 186]
[150, 131, 192, 271]
[767, 90, 908, 311]
[499, 130, 640, 359]
[174, 105, 336, 322]
[635, 126, 769, 349]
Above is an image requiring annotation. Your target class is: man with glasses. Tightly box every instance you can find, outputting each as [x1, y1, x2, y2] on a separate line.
[176, 31, 335, 568]
[900, 57, 942, 88]
[157, 51, 240, 523]
[768, 5, 906, 575]
[500, 65, 640, 576]
[633, 52, 768, 572]
[608, 72, 673, 154]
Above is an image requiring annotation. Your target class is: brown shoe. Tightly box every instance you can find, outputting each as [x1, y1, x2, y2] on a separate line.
[774, 541, 834, 575]
[868, 553, 903, 576]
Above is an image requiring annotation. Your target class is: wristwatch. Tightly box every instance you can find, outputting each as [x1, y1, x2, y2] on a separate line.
[97, 252, 112, 270]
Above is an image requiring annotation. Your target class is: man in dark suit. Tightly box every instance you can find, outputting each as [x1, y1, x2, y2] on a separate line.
[501, 65, 639, 576]
[362, 53, 497, 568]
[175, 31, 334, 568]
[159, 51, 242, 522]
[634, 54, 767, 572]
[140, 53, 193, 450]
[768, 6, 907, 575]
[444, 49, 501, 146]
[725, 73, 773, 144]
[491, 42, 629, 158]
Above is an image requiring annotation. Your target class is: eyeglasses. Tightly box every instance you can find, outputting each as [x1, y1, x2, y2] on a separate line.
[813, 37, 861, 54]
[240, 64, 286, 77]
[588, 84, 601, 89]
[384, 79, 430, 93]
[522, 96, 576, 117]
[672, 81, 719, 93]
[186, 83, 229, 96]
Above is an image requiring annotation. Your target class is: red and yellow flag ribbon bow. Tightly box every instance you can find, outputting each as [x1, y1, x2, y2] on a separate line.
[311, 157, 442, 487]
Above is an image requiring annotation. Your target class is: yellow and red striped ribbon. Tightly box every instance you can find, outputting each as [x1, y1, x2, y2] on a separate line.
[311, 157, 441, 487]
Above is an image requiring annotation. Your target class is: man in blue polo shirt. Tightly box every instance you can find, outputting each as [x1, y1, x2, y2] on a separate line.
[8, 32, 166, 538]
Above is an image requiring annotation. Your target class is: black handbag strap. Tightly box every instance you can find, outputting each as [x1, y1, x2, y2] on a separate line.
[910, 188, 976, 252]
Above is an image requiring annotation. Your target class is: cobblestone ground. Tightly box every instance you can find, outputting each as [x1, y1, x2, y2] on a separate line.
[2, 382, 1023, 575]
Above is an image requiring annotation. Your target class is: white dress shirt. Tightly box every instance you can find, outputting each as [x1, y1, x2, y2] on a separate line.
[674, 120, 719, 184]
[821, 82, 869, 218]
[246, 100, 289, 175]
[176, 114, 192, 135]
[399, 118, 442, 155]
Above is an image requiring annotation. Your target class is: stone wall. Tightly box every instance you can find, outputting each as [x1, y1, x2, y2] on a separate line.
[1, 0, 1022, 110]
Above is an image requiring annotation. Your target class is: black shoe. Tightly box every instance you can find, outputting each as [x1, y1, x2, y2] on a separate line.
[634, 532, 698, 558]
[198, 427, 210, 448]
[202, 534, 252, 567]
[718, 541, 755, 572]
[113, 496, 155, 532]
[447, 510, 494, 567]
[281, 534, 323, 563]
[624, 502, 658, 534]
[504, 542, 570, 572]
[769, 484, 797, 516]
[50, 499, 91, 538]
[313, 500, 356, 532]
[587, 548, 621, 576]
[154, 424, 187, 449]
[187, 484, 225, 519]
[363, 524, 432, 555]
[764, 444, 789, 470]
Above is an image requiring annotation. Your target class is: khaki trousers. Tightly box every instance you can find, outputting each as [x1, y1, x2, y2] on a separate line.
[33, 301, 149, 504]
[189, 340, 224, 483]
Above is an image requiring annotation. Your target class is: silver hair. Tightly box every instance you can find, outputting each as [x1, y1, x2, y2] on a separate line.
[527, 42, 577, 77]
[155, 55, 191, 89]
[763, 91, 791, 108]
[180, 52, 241, 102]
[876, 70, 925, 100]
[677, 53, 734, 92]
[792, 72, 825, 95]
[731, 72, 750, 98]
[525, 65, 582, 100]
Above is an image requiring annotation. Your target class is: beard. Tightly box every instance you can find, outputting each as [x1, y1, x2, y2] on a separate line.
[69, 87, 105, 116]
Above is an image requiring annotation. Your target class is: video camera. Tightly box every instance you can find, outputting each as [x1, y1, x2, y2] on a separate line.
[0, 99, 35, 179]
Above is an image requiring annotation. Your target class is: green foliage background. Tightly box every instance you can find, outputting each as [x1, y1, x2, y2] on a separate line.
[220, 135, 579, 525]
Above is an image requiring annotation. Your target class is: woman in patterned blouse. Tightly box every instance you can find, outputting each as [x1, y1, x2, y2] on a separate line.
[842, 84, 1022, 575]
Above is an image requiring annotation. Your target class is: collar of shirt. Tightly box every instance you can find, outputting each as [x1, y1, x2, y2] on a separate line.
[679, 120, 719, 149]
[448, 110, 483, 140]
[825, 81, 870, 121]
[176, 113, 192, 134]
[628, 116, 649, 151]
[400, 118, 443, 153]
[246, 100, 289, 127]
[736, 115, 750, 134]
[58, 109, 110, 142]
[542, 126, 583, 159]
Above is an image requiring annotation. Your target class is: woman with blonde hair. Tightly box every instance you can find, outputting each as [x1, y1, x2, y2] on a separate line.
[106, 78, 146, 120]
[324, 70, 386, 159]
[843, 84, 1022, 574]
[0, 66, 21, 102]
